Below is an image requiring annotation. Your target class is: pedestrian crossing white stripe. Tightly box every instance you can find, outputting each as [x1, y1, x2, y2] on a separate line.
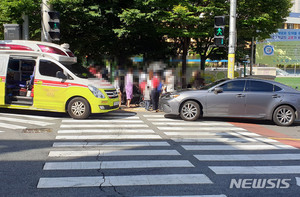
[195, 154, 300, 161]
[209, 166, 300, 174]
[138, 195, 227, 197]
[49, 150, 180, 157]
[0, 123, 26, 129]
[53, 141, 170, 147]
[0, 113, 58, 120]
[58, 129, 155, 134]
[146, 119, 182, 121]
[60, 124, 148, 128]
[0, 131, 4, 133]
[37, 174, 212, 188]
[153, 122, 234, 126]
[164, 131, 260, 137]
[44, 160, 194, 170]
[182, 144, 296, 150]
[0, 116, 54, 126]
[56, 135, 161, 140]
[143, 115, 165, 117]
[62, 119, 143, 123]
[296, 177, 300, 186]
[171, 137, 276, 143]
[107, 112, 137, 116]
[158, 127, 245, 131]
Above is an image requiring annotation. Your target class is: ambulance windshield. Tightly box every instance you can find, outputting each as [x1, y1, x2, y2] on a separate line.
[65, 63, 95, 79]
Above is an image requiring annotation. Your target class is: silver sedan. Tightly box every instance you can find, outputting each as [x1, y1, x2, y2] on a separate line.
[159, 78, 300, 126]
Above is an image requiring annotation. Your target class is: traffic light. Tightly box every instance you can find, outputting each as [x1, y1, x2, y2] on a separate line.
[214, 16, 225, 47]
[48, 11, 60, 41]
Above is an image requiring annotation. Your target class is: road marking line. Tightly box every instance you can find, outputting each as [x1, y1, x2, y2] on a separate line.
[143, 115, 165, 117]
[182, 144, 296, 150]
[296, 177, 300, 186]
[58, 129, 155, 134]
[0, 116, 54, 126]
[138, 195, 227, 197]
[209, 166, 300, 174]
[53, 141, 170, 147]
[194, 153, 300, 161]
[44, 160, 194, 170]
[0, 123, 26, 129]
[37, 174, 212, 188]
[164, 131, 260, 136]
[62, 119, 143, 123]
[0, 113, 58, 120]
[153, 122, 233, 126]
[171, 137, 276, 143]
[56, 135, 161, 140]
[270, 137, 300, 141]
[158, 127, 245, 131]
[106, 112, 137, 116]
[60, 124, 148, 128]
[48, 150, 181, 157]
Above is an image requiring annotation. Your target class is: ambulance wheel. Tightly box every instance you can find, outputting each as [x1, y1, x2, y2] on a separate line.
[67, 97, 90, 119]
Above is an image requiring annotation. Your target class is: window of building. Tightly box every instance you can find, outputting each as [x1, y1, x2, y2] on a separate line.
[287, 23, 295, 29]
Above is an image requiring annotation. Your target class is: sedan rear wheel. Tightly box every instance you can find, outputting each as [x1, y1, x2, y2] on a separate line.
[180, 101, 201, 121]
[273, 105, 295, 126]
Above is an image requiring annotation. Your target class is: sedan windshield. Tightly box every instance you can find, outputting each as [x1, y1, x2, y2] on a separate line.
[199, 78, 229, 90]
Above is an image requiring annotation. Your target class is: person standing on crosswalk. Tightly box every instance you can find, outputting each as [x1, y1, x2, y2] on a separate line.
[125, 68, 133, 107]
[151, 72, 160, 112]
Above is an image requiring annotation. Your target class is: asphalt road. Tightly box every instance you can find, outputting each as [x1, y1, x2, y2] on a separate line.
[0, 108, 300, 197]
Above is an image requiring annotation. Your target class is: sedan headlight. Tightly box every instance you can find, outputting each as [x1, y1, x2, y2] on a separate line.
[88, 85, 105, 98]
[170, 94, 180, 98]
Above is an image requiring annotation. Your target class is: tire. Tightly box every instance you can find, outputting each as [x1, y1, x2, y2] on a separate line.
[180, 101, 201, 121]
[67, 97, 91, 119]
[273, 105, 295, 126]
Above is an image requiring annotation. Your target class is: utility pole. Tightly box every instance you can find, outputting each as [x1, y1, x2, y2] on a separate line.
[22, 14, 29, 40]
[41, 0, 51, 42]
[250, 36, 254, 75]
[227, 0, 237, 79]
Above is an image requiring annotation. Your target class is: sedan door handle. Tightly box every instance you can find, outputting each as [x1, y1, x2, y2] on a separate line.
[272, 94, 281, 98]
[236, 94, 245, 98]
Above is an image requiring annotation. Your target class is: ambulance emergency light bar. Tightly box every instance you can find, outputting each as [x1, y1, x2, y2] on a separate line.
[0, 43, 74, 57]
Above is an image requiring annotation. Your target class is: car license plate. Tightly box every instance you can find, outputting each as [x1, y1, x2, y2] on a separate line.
[114, 101, 119, 106]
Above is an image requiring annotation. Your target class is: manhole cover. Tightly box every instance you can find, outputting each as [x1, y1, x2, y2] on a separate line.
[22, 128, 53, 133]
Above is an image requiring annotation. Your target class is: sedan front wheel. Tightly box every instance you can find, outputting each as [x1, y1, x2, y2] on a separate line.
[180, 101, 201, 121]
[273, 105, 295, 126]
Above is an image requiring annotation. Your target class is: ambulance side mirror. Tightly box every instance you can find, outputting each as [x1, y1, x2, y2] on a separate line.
[56, 71, 67, 79]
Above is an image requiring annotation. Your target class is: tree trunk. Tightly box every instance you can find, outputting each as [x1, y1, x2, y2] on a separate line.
[200, 56, 206, 71]
[181, 37, 190, 88]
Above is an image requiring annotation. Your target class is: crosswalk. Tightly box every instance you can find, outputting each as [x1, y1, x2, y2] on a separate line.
[36, 112, 300, 195]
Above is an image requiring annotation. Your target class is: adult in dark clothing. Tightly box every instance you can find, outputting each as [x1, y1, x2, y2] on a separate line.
[151, 73, 160, 112]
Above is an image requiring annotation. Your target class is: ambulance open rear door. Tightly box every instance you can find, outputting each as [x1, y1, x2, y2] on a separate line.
[0, 55, 8, 105]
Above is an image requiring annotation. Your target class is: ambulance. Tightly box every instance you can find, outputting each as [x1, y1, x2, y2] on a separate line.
[0, 40, 119, 119]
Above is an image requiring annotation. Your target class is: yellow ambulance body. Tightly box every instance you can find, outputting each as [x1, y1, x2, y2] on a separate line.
[0, 40, 119, 118]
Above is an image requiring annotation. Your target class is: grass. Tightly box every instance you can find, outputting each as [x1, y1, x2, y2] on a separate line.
[275, 77, 300, 90]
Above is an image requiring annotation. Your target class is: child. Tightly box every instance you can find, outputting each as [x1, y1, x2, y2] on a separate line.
[143, 84, 151, 111]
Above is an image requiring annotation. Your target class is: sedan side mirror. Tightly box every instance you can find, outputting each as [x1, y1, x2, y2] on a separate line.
[214, 87, 223, 94]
